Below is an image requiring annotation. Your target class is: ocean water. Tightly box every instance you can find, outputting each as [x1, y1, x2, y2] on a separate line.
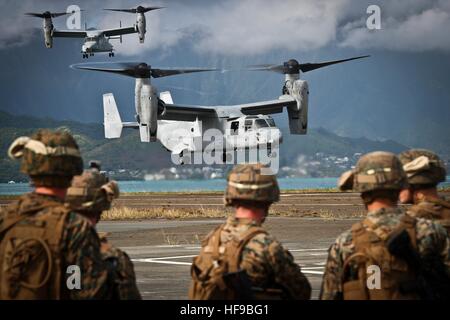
[1, 177, 449, 195]
[0, 177, 338, 195]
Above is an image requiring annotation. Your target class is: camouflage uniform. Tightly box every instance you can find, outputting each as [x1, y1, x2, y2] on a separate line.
[189, 164, 311, 300]
[0, 130, 110, 299]
[320, 207, 450, 300]
[66, 165, 141, 300]
[320, 151, 450, 300]
[399, 149, 450, 233]
[98, 233, 141, 300]
[218, 216, 311, 299]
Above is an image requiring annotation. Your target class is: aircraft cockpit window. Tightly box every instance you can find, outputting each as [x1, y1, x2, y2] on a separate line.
[244, 120, 253, 131]
[267, 119, 276, 127]
[255, 119, 269, 128]
[230, 121, 239, 135]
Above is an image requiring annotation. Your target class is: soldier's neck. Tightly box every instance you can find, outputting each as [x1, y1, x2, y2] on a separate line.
[366, 199, 397, 212]
[235, 206, 266, 223]
[34, 187, 67, 200]
[414, 188, 440, 203]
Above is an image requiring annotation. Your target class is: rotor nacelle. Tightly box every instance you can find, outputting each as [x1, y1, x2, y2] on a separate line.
[104, 6, 163, 44]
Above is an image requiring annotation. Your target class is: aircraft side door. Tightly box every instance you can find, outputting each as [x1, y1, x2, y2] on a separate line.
[227, 118, 246, 149]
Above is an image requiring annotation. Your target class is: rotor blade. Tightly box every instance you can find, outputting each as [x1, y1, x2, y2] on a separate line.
[25, 13, 46, 18]
[246, 64, 285, 73]
[299, 55, 370, 73]
[51, 12, 72, 17]
[151, 68, 220, 78]
[104, 8, 137, 13]
[25, 11, 77, 18]
[141, 6, 164, 12]
[70, 62, 146, 78]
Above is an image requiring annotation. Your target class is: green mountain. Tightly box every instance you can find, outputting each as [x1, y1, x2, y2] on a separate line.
[0, 111, 411, 182]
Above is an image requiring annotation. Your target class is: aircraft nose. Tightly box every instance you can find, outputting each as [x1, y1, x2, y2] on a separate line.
[267, 128, 282, 144]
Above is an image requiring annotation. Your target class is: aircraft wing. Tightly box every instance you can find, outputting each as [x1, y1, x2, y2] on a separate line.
[159, 95, 297, 121]
[102, 26, 137, 37]
[160, 104, 218, 121]
[239, 95, 297, 115]
[52, 30, 88, 38]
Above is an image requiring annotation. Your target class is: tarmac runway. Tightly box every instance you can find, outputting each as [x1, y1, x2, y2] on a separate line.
[2, 191, 449, 299]
[98, 217, 358, 300]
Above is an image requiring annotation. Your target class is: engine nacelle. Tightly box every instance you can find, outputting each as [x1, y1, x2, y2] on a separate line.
[287, 79, 309, 134]
[140, 84, 158, 142]
[43, 18, 53, 48]
[136, 13, 146, 43]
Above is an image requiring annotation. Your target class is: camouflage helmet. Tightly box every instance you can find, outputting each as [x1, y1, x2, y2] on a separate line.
[66, 167, 119, 213]
[398, 149, 446, 186]
[224, 163, 280, 206]
[7, 129, 83, 187]
[338, 151, 407, 193]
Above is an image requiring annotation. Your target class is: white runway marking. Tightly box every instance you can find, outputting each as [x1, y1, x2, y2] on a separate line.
[149, 254, 197, 260]
[133, 258, 191, 266]
[301, 270, 324, 275]
[289, 248, 328, 252]
[120, 203, 363, 206]
[132, 247, 327, 275]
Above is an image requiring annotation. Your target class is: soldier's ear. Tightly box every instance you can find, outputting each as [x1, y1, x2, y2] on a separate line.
[338, 170, 354, 191]
[101, 181, 120, 202]
[8, 137, 31, 159]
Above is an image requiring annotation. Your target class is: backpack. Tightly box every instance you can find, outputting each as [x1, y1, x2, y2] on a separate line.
[188, 224, 267, 300]
[0, 196, 69, 299]
[409, 198, 450, 234]
[342, 214, 420, 300]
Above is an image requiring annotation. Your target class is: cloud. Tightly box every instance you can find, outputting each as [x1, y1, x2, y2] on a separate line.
[340, 2, 450, 52]
[2, 0, 450, 55]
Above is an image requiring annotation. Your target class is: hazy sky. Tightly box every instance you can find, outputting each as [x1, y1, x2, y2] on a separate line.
[2, 0, 450, 55]
[0, 0, 449, 152]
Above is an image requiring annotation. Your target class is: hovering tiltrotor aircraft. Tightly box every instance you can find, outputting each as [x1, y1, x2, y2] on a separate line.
[26, 6, 162, 58]
[72, 55, 369, 163]
[104, 6, 164, 43]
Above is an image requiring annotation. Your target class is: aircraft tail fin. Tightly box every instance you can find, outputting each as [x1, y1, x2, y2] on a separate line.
[103, 93, 123, 138]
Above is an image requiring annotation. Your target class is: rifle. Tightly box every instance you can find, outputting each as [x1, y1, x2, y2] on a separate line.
[386, 228, 450, 300]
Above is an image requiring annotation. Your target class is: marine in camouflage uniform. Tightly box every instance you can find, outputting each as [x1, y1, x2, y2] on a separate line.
[65, 162, 142, 300]
[319, 151, 450, 300]
[398, 149, 450, 233]
[189, 163, 311, 300]
[0, 129, 111, 299]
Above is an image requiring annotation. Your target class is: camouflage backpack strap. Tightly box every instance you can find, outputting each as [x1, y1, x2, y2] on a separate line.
[408, 200, 443, 220]
[227, 226, 268, 273]
[190, 224, 225, 281]
[399, 214, 417, 249]
[341, 220, 381, 300]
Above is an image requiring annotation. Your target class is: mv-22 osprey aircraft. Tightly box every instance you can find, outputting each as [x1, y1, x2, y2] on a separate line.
[26, 6, 162, 58]
[72, 55, 368, 163]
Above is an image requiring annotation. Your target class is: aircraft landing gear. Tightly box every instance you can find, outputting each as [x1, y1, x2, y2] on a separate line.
[82, 53, 88, 59]
[109, 52, 115, 57]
